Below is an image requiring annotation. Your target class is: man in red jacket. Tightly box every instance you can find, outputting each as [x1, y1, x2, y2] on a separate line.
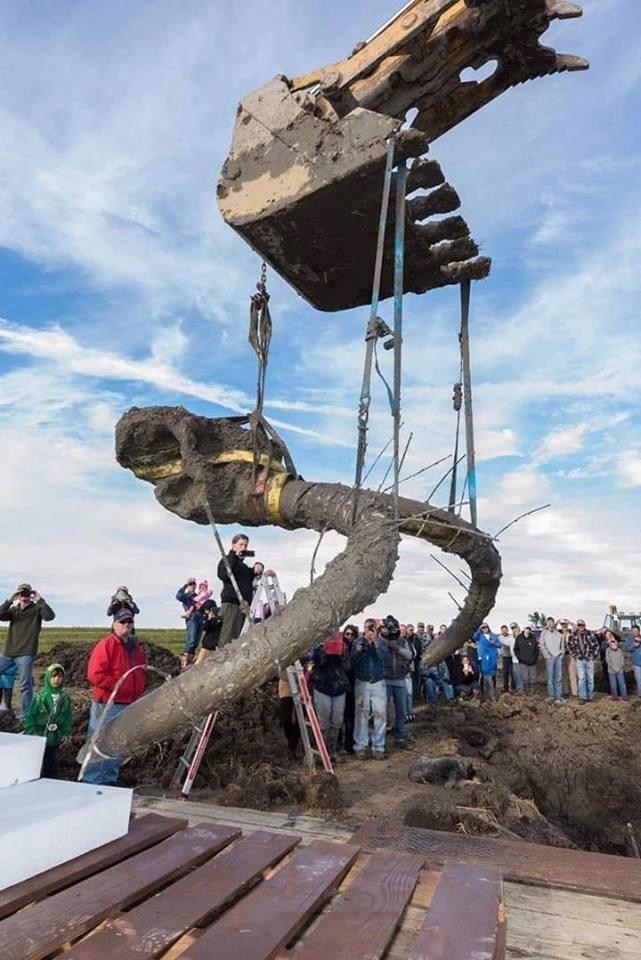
[82, 608, 146, 784]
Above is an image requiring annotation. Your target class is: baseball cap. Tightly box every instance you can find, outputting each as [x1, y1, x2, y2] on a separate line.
[16, 583, 33, 593]
[113, 608, 135, 623]
[509, 622, 518, 629]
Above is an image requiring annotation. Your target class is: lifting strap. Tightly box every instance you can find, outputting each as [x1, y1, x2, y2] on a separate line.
[459, 278, 478, 527]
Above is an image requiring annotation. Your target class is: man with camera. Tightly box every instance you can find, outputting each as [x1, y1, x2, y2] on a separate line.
[0, 583, 55, 718]
[352, 619, 388, 759]
[381, 615, 413, 750]
[217, 533, 257, 646]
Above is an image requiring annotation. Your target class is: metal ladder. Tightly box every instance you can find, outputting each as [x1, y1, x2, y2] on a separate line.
[170, 573, 288, 798]
[286, 659, 334, 775]
[169, 710, 219, 799]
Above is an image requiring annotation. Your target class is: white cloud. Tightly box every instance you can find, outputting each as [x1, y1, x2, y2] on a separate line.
[618, 451, 641, 488]
[537, 423, 588, 461]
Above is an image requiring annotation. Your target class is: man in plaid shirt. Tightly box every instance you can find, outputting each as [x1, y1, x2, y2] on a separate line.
[566, 619, 600, 703]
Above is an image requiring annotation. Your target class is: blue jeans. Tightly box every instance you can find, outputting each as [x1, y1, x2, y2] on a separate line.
[354, 679, 387, 754]
[425, 676, 454, 705]
[545, 656, 563, 699]
[576, 659, 594, 701]
[0, 654, 34, 718]
[81, 701, 128, 784]
[512, 661, 524, 693]
[313, 690, 346, 755]
[608, 672, 628, 698]
[405, 676, 413, 716]
[634, 664, 641, 696]
[184, 612, 203, 655]
[387, 682, 408, 743]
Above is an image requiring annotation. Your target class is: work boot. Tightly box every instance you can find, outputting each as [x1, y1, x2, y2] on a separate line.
[372, 751, 387, 761]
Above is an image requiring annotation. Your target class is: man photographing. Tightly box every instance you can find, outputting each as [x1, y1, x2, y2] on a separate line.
[0, 583, 55, 718]
[217, 533, 256, 646]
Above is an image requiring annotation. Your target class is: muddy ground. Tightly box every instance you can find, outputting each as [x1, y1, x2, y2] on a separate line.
[5, 641, 640, 857]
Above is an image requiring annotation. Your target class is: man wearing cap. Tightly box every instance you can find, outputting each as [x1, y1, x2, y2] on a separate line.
[82, 608, 146, 785]
[566, 619, 600, 704]
[176, 578, 201, 669]
[0, 583, 55, 718]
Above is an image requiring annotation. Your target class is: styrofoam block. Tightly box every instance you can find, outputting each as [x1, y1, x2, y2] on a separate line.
[0, 778, 132, 889]
[0, 732, 46, 788]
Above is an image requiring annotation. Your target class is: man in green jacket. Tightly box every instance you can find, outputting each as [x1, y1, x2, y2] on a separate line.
[0, 583, 55, 718]
[24, 663, 72, 778]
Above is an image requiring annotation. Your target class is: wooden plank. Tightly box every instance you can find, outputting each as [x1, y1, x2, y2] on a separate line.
[0, 824, 239, 960]
[0, 814, 185, 921]
[352, 821, 641, 903]
[293, 849, 423, 960]
[64, 831, 299, 960]
[505, 902, 640, 960]
[504, 882, 641, 933]
[180, 840, 360, 960]
[410, 861, 505, 960]
[134, 797, 353, 844]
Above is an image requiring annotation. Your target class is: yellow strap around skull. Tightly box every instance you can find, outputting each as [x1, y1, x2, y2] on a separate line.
[264, 471, 289, 527]
[134, 449, 287, 482]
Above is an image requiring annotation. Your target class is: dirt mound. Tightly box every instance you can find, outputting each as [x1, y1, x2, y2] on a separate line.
[36, 640, 180, 688]
[53, 676, 308, 810]
[437, 695, 641, 853]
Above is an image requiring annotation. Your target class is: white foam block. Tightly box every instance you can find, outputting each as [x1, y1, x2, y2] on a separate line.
[0, 778, 132, 889]
[0, 731, 46, 788]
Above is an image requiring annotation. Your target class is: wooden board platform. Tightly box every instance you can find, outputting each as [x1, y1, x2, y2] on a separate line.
[0, 813, 507, 960]
[135, 797, 641, 960]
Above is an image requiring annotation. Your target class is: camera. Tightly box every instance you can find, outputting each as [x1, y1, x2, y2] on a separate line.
[240, 549, 255, 558]
[381, 614, 400, 636]
[19, 590, 32, 599]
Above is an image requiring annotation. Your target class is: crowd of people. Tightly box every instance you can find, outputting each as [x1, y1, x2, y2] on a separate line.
[1, 537, 640, 781]
[284, 616, 641, 762]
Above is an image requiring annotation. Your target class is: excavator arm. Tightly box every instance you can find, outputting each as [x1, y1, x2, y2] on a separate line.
[217, 0, 587, 311]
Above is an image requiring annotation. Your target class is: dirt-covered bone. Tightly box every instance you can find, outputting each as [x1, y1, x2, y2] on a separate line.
[86, 406, 500, 762]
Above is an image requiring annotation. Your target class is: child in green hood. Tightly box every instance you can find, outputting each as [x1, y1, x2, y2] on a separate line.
[24, 663, 73, 778]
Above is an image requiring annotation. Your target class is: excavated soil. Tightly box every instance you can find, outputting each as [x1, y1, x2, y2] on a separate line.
[12, 644, 641, 853]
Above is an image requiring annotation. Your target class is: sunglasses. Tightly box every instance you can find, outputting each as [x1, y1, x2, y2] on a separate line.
[120, 619, 133, 625]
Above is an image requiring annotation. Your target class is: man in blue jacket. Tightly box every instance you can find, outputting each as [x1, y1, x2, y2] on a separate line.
[625, 625, 641, 697]
[474, 623, 503, 702]
[352, 619, 388, 760]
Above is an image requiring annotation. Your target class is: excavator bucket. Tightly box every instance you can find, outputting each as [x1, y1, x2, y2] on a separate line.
[217, 0, 587, 312]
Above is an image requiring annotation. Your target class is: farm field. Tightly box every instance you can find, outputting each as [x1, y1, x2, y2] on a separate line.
[0, 626, 185, 656]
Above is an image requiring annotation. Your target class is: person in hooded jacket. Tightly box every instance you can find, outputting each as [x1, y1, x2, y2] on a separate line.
[474, 624, 503, 702]
[82, 608, 146, 784]
[312, 633, 351, 760]
[515, 626, 540, 695]
[24, 662, 73, 778]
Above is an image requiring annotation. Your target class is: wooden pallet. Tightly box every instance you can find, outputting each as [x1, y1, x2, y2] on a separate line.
[0, 813, 505, 960]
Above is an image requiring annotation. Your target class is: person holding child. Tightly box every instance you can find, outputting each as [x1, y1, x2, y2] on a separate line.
[24, 663, 72, 778]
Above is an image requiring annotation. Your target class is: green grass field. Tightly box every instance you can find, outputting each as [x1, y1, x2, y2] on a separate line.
[0, 626, 186, 656]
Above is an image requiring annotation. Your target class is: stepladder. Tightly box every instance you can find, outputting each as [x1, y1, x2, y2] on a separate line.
[169, 710, 219, 799]
[287, 660, 334, 775]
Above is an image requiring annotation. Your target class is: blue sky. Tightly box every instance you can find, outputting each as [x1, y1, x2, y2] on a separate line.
[0, 0, 639, 628]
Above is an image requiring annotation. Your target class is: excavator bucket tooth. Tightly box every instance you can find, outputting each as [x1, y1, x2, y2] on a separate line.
[218, 78, 486, 312]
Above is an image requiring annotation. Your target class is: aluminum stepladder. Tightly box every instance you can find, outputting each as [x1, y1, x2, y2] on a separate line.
[286, 659, 334, 775]
[170, 572, 288, 798]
